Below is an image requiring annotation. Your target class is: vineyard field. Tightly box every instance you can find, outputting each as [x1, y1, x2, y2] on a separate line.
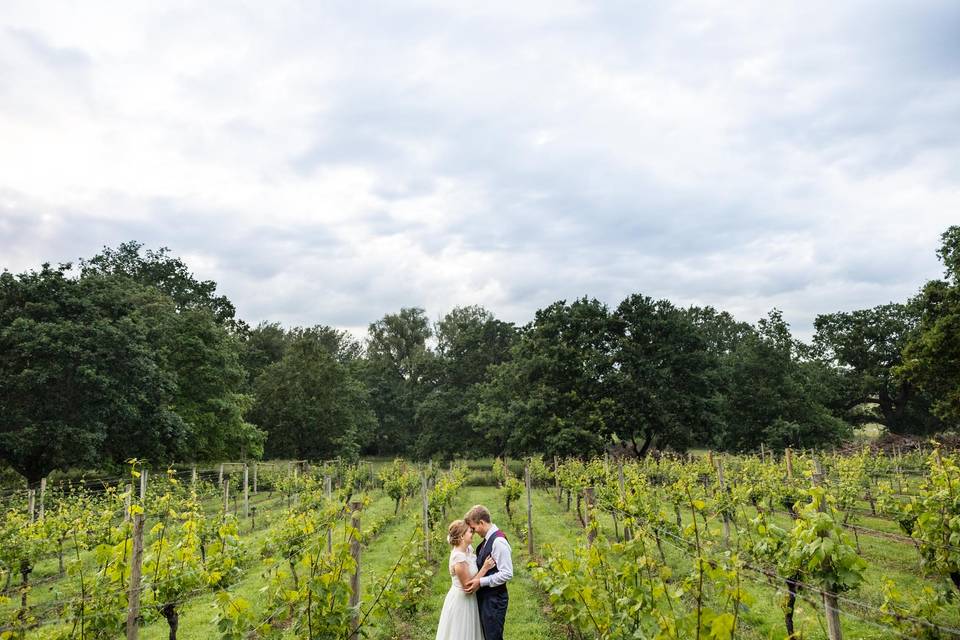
[2, 451, 960, 639]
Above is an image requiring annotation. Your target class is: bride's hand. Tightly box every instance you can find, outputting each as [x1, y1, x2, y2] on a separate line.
[482, 557, 496, 571]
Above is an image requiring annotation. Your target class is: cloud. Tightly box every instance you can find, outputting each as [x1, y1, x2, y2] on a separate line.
[1, 1, 958, 342]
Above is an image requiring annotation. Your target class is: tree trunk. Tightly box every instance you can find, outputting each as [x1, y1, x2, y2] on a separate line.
[654, 532, 666, 563]
[160, 603, 179, 640]
[631, 433, 654, 458]
[784, 576, 799, 638]
[290, 561, 300, 589]
[18, 561, 31, 626]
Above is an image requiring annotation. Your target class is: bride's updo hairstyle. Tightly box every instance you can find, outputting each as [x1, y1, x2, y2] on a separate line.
[447, 519, 470, 546]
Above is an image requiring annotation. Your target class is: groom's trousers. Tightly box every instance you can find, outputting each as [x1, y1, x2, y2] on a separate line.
[477, 587, 508, 640]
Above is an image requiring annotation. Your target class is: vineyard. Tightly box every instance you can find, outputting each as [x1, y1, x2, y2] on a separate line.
[2, 450, 960, 639]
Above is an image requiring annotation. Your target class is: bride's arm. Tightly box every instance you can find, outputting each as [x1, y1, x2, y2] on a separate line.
[453, 561, 473, 586]
[476, 556, 496, 578]
[463, 556, 495, 594]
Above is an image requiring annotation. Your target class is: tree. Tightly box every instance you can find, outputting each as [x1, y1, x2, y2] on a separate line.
[434, 305, 517, 388]
[0, 265, 185, 483]
[471, 297, 613, 457]
[716, 310, 850, 451]
[608, 295, 715, 456]
[683, 305, 754, 357]
[251, 330, 375, 460]
[899, 226, 960, 426]
[79, 242, 264, 461]
[414, 305, 516, 458]
[362, 308, 434, 455]
[80, 241, 237, 326]
[813, 303, 939, 434]
[159, 307, 265, 461]
[240, 321, 289, 391]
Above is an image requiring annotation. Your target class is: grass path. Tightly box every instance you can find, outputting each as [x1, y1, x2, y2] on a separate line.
[350, 494, 425, 639]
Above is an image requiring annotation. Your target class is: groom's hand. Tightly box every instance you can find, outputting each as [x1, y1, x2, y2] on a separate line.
[463, 578, 480, 594]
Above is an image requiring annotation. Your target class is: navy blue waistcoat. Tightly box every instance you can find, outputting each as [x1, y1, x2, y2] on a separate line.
[476, 529, 508, 596]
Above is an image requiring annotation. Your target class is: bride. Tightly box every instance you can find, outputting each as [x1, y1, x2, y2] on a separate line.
[435, 519, 496, 640]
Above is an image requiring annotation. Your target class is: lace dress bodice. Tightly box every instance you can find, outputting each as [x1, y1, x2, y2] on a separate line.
[448, 549, 478, 590]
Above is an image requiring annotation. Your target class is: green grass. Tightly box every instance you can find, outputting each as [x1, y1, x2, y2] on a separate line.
[405, 486, 564, 640]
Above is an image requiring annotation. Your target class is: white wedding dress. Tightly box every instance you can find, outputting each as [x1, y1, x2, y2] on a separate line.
[435, 548, 484, 640]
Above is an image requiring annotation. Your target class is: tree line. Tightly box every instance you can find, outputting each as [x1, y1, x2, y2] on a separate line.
[1, 228, 958, 483]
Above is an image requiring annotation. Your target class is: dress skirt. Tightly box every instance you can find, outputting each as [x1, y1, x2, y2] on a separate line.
[435, 585, 484, 640]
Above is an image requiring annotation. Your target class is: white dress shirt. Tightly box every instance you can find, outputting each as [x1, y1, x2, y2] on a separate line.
[478, 524, 514, 588]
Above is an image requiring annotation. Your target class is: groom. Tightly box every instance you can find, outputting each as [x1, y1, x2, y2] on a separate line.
[463, 505, 513, 640]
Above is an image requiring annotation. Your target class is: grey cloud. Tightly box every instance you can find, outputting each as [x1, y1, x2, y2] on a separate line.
[1, 1, 958, 340]
[4, 27, 91, 69]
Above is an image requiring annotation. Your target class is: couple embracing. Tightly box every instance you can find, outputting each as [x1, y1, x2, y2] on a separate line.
[435, 505, 513, 640]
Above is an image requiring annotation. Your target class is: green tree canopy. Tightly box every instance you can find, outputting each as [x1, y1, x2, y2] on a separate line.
[80, 241, 237, 326]
[0, 265, 185, 483]
[899, 226, 960, 426]
[0, 243, 266, 482]
[362, 307, 434, 455]
[716, 310, 850, 451]
[251, 330, 375, 460]
[608, 295, 716, 456]
[471, 297, 613, 457]
[813, 303, 939, 434]
[240, 321, 290, 391]
[414, 305, 516, 458]
[161, 307, 264, 461]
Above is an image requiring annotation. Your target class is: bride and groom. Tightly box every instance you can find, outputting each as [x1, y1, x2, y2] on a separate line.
[435, 505, 514, 640]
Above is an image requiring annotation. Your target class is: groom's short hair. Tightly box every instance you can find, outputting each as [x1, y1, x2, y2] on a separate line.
[464, 505, 491, 524]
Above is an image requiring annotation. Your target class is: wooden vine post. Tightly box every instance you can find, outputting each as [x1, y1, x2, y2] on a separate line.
[27, 489, 35, 523]
[619, 461, 632, 541]
[124, 483, 133, 523]
[126, 511, 145, 640]
[218, 463, 224, 487]
[421, 471, 431, 562]
[525, 464, 534, 556]
[139, 468, 147, 503]
[243, 464, 250, 519]
[349, 500, 362, 635]
[813, 458, 843, 640]
[785, 448, 794, 479]
[252, 462, 258, 494]
[715, 458, 731, 545]
[585, 487, 596, 546]
[38, 478, 46, 520]
[325, 475, 333, 554]
[223, 479, 230, 514]
[554, 456, 561, 503]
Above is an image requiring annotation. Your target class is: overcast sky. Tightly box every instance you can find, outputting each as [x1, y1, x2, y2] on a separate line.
[1, 1, 958, 341]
